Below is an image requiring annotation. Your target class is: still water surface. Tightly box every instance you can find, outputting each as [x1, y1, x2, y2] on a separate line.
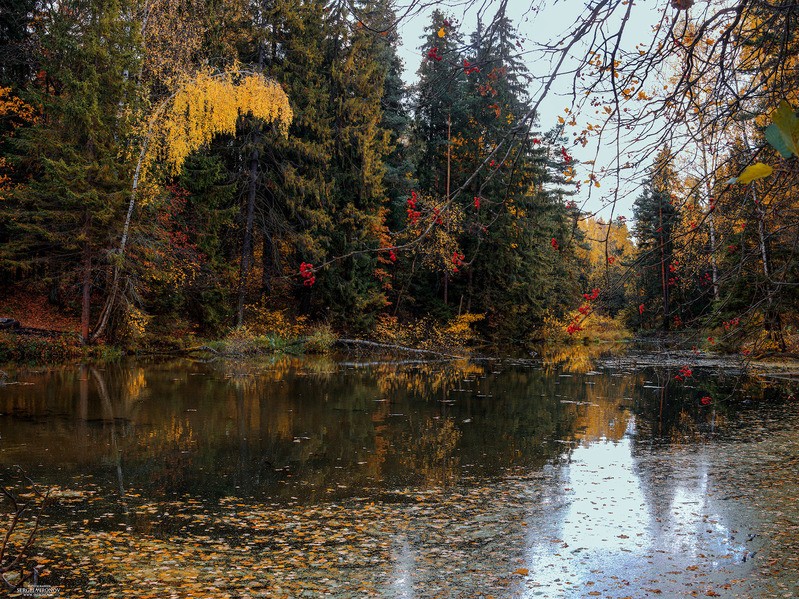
[0, 353, 797, 597]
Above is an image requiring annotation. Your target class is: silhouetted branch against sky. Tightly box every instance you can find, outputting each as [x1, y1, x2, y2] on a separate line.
[347, 0, 794, 221]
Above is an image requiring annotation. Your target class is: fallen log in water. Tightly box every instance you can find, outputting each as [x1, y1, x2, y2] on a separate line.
[333, 338, 467, 360]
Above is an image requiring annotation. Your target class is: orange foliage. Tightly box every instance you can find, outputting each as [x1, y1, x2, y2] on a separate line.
[0, 286, 80, 331]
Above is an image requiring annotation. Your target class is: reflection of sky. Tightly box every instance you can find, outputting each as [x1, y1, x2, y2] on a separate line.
[390, 534, 416, 598]
[521, 417, 752, 598]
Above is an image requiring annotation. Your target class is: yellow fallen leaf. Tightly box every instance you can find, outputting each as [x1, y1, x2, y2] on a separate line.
[736, 162, 773, 184]
[514, 567, 529, 576]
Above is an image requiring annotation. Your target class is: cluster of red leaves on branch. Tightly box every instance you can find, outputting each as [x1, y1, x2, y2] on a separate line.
[700, 396, 713, 406]
[560, 146, 573, 163]
[583, 288, 600, 302]
[478, 82, 498, 97]
[463, 60, 480, 75]
[426, 47, 443, 62]
[433, 207, 443, 225]
[299, 262, 315, 287]
[566, 288, 600, 335]
[451, 251, 465, 273]
[723, 317, 740, 330]
[639, 303, 645, 315]
[473, 196, 481, 210]
[407, 191, 421, 225]
[674, 365, 692, 382]
[550, 237, 559, 250]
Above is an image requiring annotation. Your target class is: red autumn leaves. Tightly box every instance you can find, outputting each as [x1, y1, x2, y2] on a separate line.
[566, 288, 600, 335]
[674, 365, 693, 382]
[426, 47, 443, 62]
[407, 191, 422, 224]
[299, 262, 316, 287]
[451, 251, 465, 272]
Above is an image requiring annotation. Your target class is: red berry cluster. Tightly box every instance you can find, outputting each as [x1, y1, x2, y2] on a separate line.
[566, 322, 584, 335]
[474, 196, 481, 210]
[566, 288, 600, 335]
[583, 288, 600, 302]
[674, 365, 693, 382]
[722, 317, 740, 330]
[427, 47, 443, 62]
[407, 191, 421, 225]
[451, 251, 465, 273]
[463, 60, 480, 75]
[299, 262, 315, 287]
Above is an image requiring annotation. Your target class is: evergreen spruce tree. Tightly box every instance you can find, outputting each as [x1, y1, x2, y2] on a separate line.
[0, 0, 140, 342]
[632, 147, 681, 331]
[313, 0, 393, 329]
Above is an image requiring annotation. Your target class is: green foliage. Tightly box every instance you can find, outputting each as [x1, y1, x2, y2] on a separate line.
[632, 148, 681, 331]
[765, 101, 799, 159]
[304, 323, 336, 354]
[0, 0, 625, 350]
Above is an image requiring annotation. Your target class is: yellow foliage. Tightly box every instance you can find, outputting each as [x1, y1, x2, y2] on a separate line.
[374, 314, 400, 342]
[443, 313, 484, 345]
[735, 162, 773, 184]
[124, 306, 151, 341]
[245, 303, 307, 338]
[159, 70, 292, 175]
[0, 86, 36, 123]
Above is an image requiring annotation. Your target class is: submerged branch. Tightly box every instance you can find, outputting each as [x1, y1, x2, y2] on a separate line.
[333, 338, 467, 360]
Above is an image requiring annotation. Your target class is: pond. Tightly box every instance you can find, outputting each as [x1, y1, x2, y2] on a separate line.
[1, 351, 798, 598]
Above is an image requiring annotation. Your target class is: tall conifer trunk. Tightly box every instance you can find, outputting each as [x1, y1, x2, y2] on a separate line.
[81, 240, 92, 344]
[237, 142, 260, 326]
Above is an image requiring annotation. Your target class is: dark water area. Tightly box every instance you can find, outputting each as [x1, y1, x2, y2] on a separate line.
[1, 351, 797, 597]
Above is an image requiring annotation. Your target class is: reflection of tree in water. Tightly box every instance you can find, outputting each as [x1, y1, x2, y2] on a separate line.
[372, 359, 486, 398]
[539, 342, 628, 374]
[0, 358, 659, 503]
[630, 366, 757, 443]
[399, 418, 461, 487]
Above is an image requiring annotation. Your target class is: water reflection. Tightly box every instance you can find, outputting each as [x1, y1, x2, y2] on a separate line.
[0, 355, 780, 503]
[1, 351, 797, 597]
[1, 358, 585, 500]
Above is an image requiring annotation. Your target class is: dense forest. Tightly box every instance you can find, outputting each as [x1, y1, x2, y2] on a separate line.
[1, 0, 798, 354]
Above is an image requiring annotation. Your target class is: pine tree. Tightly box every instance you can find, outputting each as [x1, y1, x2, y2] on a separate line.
[312, 0, 393, 329]
[1, 0, 140, 342]
[632, 147, 681, 331]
